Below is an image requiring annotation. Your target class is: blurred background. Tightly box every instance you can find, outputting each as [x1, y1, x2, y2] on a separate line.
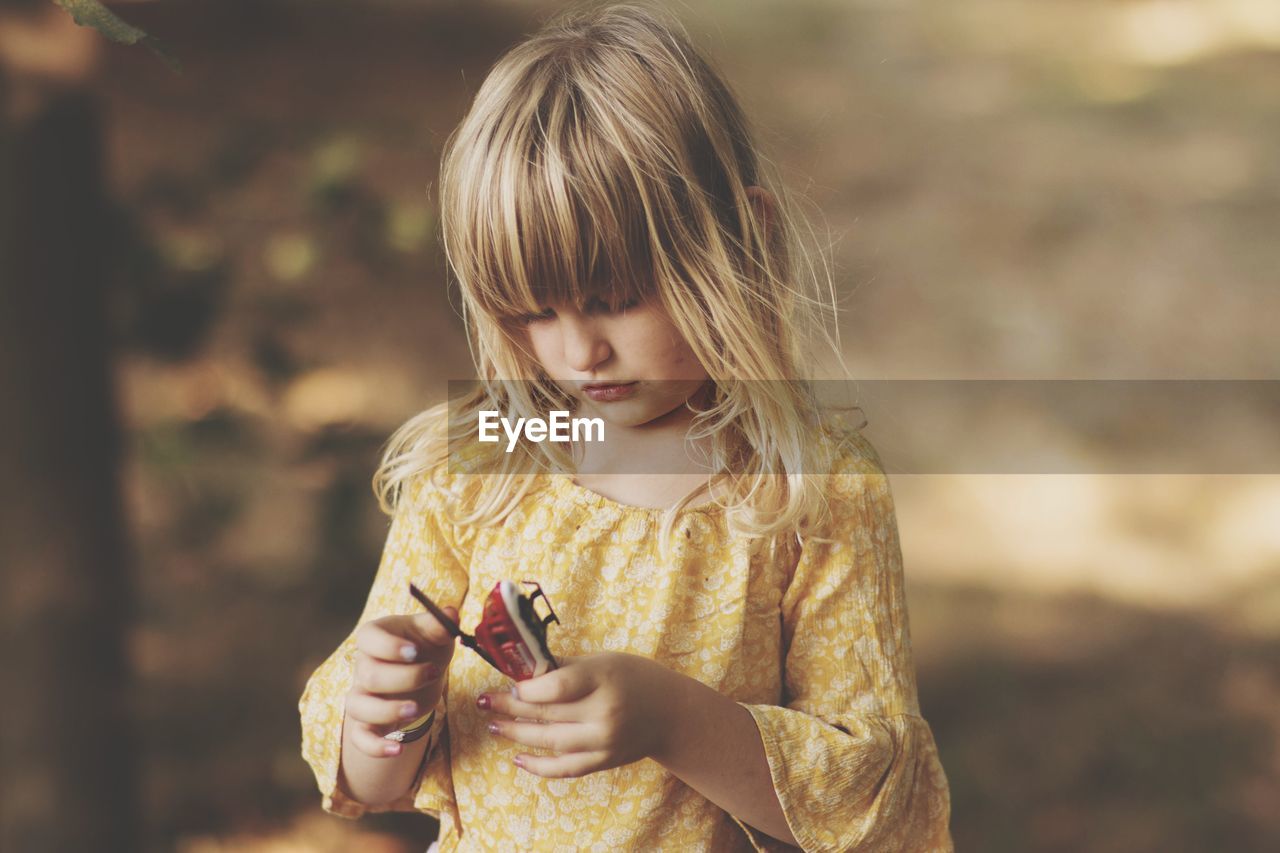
[1, 0, 1277, 850]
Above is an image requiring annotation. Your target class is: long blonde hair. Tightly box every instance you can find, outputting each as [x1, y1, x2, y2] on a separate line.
[375, 3, 863, 554]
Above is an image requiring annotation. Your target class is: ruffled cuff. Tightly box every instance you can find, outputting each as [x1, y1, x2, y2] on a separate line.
[322, 709, 450, 819]
[735, 703, 952, 853]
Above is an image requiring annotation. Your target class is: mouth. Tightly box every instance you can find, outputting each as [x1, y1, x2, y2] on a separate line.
[580, 381, 638, 402]
[581, 381, 637, 391]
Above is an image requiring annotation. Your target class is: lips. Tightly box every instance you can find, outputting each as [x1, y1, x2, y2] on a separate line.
[581, 381, 638, 402]
[581, 382, 636, 391]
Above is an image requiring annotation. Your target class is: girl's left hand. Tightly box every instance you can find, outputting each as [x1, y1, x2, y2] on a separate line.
[477, 652, 682, 778]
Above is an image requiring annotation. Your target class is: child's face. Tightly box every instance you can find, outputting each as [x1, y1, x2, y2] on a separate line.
[516, 294, 710, 429]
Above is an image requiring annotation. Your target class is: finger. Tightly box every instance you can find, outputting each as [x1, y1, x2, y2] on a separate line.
[488, 719, 599, 753]
[355, 619, 428, 663]
[346, 717, 406, 758]
[352, 652, 442, 695]
[514, 750, 610, 779]
[345, 691, 430, 727]
[513, 661, 594, 705]
[357, 609, 459, 663]
[480, 689, 583, 723]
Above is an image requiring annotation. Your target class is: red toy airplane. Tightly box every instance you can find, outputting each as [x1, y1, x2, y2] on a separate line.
[408, 580, 559, 681]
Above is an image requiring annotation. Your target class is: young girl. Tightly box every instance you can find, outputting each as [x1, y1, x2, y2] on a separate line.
[300, 5, 952, 851]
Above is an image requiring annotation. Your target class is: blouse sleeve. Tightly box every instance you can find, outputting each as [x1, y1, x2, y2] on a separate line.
[298, 470, 471, 821]
[736, 433, 953, 852]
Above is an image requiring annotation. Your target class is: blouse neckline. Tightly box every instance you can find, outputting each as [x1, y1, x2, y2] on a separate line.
[546, 472, 723, 516]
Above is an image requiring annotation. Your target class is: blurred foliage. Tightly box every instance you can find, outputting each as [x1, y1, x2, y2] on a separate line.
[109, 203, 231, 361]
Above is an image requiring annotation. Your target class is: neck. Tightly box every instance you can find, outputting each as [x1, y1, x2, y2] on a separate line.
[574, 388, 714, 478]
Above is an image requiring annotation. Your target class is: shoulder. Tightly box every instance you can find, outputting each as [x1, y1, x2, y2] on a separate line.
[815, 422, 890, 492]
[786, 424, 901, 567]
[793, 422, 896, 541]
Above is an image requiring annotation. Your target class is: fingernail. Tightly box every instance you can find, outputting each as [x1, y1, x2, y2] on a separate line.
[510, 684, 520, 700]
[487, 721, 501, 735]
[399, 644, 417, 662]
[513, 755, 525, 769]
[423, 663, 440, 680]
[384, 742, 402, 756]
[476, 694, 491, 710]
[398, 701, 418, 720]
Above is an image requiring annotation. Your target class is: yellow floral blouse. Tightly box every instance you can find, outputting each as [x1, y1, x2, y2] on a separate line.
[299, 427, 953, 851]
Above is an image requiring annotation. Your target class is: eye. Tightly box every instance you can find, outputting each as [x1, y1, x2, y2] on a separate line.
[587, 296, 639, 314]
[515, 307, 556, 325]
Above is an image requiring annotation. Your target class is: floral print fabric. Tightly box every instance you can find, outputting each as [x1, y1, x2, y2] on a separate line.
[299, 426, 953, 851]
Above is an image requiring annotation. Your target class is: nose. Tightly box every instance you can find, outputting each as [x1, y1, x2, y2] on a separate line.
[560, 315, 612, 374]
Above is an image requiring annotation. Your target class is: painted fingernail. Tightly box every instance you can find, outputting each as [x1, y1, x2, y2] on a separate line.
[384, 742, 402, 757]
[398, 701, 418, 720]
[399, 644, 417, 662]
[476, 694, 491, 710]
[487, 722, 501, 735]
[513, 755, 525, 769]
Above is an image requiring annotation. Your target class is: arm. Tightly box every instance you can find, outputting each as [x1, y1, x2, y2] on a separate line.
[299, 473, 470, 818]
[731, 435, 953, 852]
[651, 671, 799, 845]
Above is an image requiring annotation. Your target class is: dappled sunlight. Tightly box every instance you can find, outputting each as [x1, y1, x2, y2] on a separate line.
[386, 199, 433, 254]
[282, 367, 374, 430]
[897, 476, 1280, 625]
[1110, 0, 1280, 66]
[121, 357, 275, 423]
[935, 0, 1280, 67]
[264, 231, 319, 282]
[281, 366, 432, 431]
[118, 356, 430, 432]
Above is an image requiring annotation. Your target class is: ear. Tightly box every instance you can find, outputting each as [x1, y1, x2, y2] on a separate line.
[744, 185, 777, 244]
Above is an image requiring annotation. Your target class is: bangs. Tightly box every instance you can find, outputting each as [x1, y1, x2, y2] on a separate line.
[454, 70, 662, 322]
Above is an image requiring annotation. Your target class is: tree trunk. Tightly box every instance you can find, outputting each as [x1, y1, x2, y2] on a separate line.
[0, 83, 140, 852]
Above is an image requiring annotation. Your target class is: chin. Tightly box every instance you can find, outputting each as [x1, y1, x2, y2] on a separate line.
[580, 398, 675, 428]
[583, 401, 649, 426]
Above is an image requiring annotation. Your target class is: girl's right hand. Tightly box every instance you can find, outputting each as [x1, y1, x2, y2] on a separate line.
[344, 608, 458, 757]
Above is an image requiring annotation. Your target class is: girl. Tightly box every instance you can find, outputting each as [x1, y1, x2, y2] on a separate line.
[300, 5, 953, 851]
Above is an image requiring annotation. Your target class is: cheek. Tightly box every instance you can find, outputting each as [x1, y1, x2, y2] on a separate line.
[525, 327, 558, 367]
[633, 317, 691, 361]
[657, 330, 704, 374]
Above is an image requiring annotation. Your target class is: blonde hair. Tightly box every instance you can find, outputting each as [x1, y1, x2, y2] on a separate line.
[375, 3, 863, 555]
